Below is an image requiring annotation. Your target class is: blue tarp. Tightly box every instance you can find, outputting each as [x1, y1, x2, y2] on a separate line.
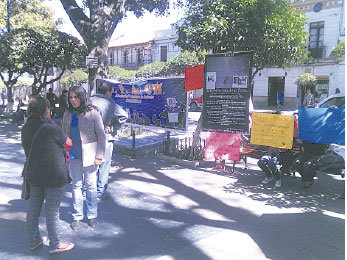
[298, 108, 345, 144]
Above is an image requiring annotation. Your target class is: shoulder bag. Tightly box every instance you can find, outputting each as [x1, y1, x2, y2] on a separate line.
[21, 124, 46, 200]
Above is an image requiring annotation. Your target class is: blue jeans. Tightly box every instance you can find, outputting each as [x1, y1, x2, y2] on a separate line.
[69, 159, 98, 220]
[258, 154, 281, 180]
[97, 141, 114, 199]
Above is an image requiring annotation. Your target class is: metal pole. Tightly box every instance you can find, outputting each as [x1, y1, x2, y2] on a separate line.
[131, 126, 136, 158]
[165, 131, 170, 154]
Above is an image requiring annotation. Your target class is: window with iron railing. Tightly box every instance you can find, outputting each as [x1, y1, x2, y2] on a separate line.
[309, 21, 325, 58]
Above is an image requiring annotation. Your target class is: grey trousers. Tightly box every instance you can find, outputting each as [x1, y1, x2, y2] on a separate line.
[27, 185, 63, 250]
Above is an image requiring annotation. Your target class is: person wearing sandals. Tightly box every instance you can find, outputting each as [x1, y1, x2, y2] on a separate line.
[62, 85, 106, 230]
[21, 96, 74, 253]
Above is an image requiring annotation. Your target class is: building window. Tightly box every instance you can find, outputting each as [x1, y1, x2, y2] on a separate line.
[108, 52, 114, 65]
[309, 21, 324, 58]
[123, 49, 128, 68]
[160, 46, 167, 62]
[137, 49, 143, 66]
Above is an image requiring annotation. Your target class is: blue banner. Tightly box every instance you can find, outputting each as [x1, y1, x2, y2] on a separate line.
[98, 78, 187, 131]
[298, 108, 345, 144]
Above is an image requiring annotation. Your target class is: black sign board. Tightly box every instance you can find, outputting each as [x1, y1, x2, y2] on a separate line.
[202, 53, 251, 133]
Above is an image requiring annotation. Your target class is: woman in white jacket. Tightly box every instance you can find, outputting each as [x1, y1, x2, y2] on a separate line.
[62, 85, 105, 230]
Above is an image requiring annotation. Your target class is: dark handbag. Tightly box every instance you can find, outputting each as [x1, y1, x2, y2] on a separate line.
[21, 177, 30, 200]
[21, 124, 46, 200]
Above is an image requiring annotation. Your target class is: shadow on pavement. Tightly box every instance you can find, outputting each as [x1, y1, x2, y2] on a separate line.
[0, 121, 344, 260]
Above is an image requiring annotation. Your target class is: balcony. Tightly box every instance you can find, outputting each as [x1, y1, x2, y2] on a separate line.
[309, 47, 326, 59]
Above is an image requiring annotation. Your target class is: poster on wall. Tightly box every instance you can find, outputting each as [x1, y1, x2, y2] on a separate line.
[202, 53, 251, 133]
[96, 78, 188, 131]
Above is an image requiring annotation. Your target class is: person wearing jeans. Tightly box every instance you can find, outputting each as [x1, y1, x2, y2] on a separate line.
[62, 86, 105, 229]
[69, 160, 99, 220]
[90, 83, 128, 200]
[22, 96, 74, 253]
[97, 140, 114, 199]
[258, 153, 282, 188]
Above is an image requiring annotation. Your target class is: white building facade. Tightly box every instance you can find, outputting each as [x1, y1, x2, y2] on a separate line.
[252, 0, 345, 109]
[107, 23, 181, 70]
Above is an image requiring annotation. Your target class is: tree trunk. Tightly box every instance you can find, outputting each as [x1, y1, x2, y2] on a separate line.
[189, 114, 203, 160]
[6, 86, 13, 102]
[87, 40, 109, 94]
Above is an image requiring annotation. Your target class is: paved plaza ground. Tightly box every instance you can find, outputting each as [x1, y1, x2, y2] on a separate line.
[0, 120, 345, 260]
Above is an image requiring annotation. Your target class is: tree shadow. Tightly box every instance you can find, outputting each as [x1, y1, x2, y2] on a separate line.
[0, 120, 344, 260]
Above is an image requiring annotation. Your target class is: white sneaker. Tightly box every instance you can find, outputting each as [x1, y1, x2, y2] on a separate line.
[262, 177, 274, 184]
[275, 179, 282, 188]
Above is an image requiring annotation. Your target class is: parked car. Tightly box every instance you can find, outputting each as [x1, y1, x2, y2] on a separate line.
[317, 93, 345, 108]
[189, 96, 203, 110]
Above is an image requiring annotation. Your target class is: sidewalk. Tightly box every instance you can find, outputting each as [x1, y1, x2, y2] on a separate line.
[0, 120, 345, 260]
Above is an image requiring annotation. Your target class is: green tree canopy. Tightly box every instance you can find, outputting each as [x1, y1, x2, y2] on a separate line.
[176, 0, 309, 80]
[0, 0, 55, 32]
[159, 50, 206, 76]
[59, 0, 171, 92]
[330, 41, 345, 62]
[22, 27, 86, 94]
[295, 73, 317, 91]
[135, 62, 166, 79]
[109, 66, 136, 82]
[61, 70, 88, 85]
[0, 0, 57, 101]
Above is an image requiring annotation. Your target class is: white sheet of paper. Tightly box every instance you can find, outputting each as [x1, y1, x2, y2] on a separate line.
[168, 113, 179, 123]
[206, 72, 216, 90]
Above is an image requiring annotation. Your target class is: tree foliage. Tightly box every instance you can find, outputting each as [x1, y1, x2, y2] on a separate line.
[329, 41, 345, 62]
[294, 73, 317, 90]
[0, 0, 55, 32]
[135, 62, 166, 79]
[0, 27, 87, 96]
[159, 51, 206, 76]
[61, 70, 88, 85]
[109, 66, 136, 82]
[176, 0, 309, 79]
[0, 0, 57, 100]
[59, 0, 171, 92]
[108, 51, 205, 81]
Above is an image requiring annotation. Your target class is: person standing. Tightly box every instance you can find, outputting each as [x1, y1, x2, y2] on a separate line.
[58, 90, 69, 110]
[303, 89, 314, 108]
[46, 88, 58, 117]
[276, 91, 283, 108]
[21, 96, 74, 253]
[55, 90, 69, 119]
[90, 83, 128, 200]
[62, 85, 106, 229]
[1, 91, 5, 106]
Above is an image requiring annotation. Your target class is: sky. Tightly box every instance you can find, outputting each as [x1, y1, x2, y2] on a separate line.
[43, 0, 184, 41]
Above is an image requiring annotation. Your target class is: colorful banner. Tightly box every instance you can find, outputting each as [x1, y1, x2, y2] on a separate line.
[250, 113, 294, 149]
[185, 64, 204, 92]
[97, 78, 187, 131]
[204, 132, 241, 161]
[298, 108, 345, 144]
